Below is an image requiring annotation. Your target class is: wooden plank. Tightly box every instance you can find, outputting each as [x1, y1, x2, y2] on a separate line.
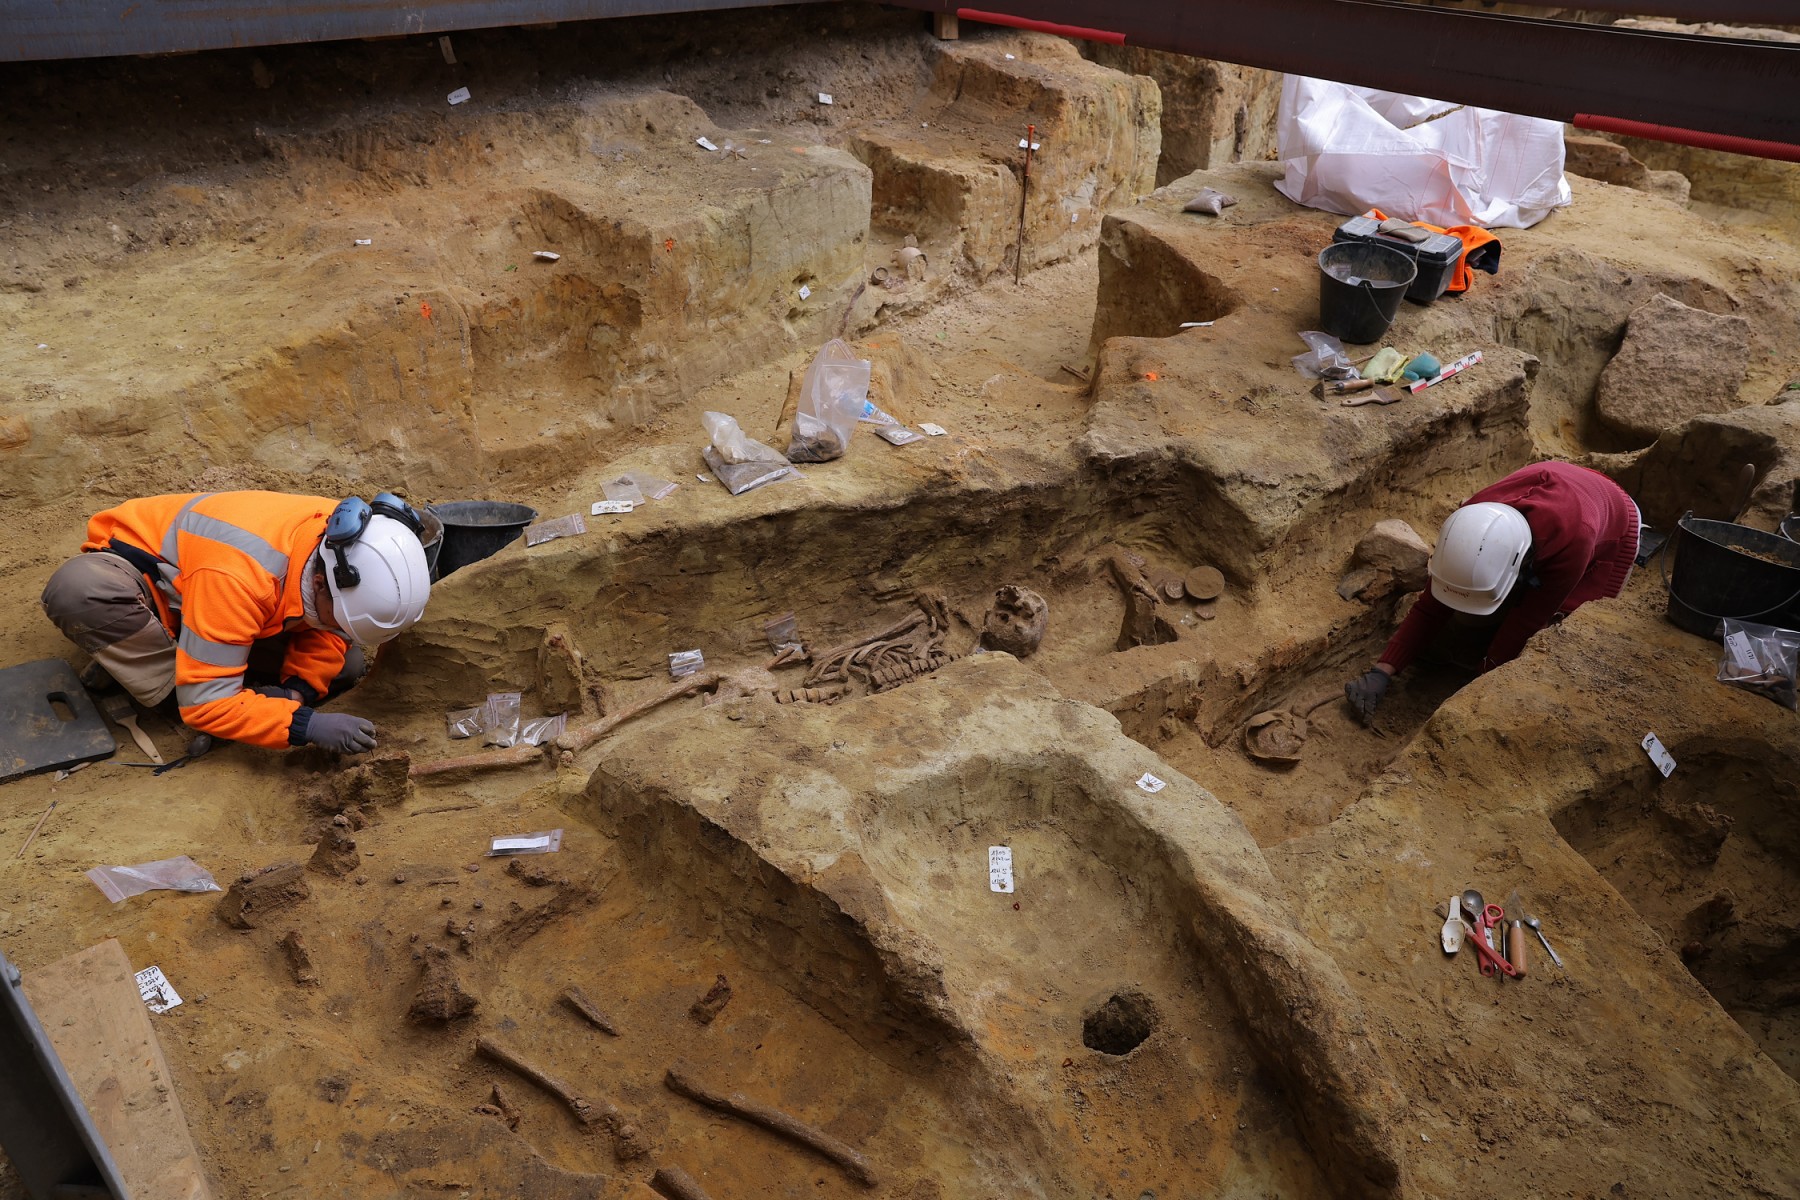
[932, 11, 959, 38]
[22, 939, 214, 1200]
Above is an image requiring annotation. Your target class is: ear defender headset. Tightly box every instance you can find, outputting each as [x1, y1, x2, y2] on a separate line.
[323, 493, 425, 589]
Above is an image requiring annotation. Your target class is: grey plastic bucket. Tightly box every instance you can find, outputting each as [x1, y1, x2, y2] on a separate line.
[1317, 241, 1419, 344]
[429, 501, 538, 578]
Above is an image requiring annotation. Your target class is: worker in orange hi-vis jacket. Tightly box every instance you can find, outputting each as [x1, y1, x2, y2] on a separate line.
[41, 490, 432, 755]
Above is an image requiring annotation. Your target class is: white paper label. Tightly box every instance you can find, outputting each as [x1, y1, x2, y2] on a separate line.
[696, 136, 718, 151]
[591, 499, 634, 515]
[1018, 138, 1041, 151]
[1642, 732, 1677, 778]
[136, 965, 183, 1013]
[919, 423, 947, 437]
[798, 284, 812, 300]
[447, 87, 471, 105]
[1724, 630, 1760, 673]
[1136, 773, 1166, 794]
[987, 845, 1014, 893]
[818, 93, 833, 105]
[354, 238, 372, 246]
[533, 250, 561, 262]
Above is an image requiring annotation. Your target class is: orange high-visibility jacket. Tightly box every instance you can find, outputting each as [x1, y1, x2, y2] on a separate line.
[83, 491, 349, 749]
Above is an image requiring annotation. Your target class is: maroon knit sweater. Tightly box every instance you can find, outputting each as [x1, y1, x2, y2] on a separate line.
[1380, 462, 1639, 674]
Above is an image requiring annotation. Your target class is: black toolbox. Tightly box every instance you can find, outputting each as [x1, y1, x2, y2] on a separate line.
[1331, 215, 1465, 304]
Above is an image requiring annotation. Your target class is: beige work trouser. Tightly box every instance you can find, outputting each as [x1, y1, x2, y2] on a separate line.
[40, 551, 177, 706]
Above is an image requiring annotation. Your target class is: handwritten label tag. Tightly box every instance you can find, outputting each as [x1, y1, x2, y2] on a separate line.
[918, 422, 947, 437]
[591, 499, 634, 515]
[818, 93, 833, 105]
[696, 136, 718, 151]
[1724, 630, 1760, 673]
[447, 87, 471, 105]
[987, 845, 1014, 893]
[798, 284, 812, 300]
[353, 238, 372, 246]
[1641, 732, 1676, 778]
[1135, 773, 1166, 794]
[135, 965, 183, 1013]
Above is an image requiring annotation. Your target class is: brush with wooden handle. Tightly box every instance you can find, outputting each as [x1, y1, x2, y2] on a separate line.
[101, 692, 164, 764]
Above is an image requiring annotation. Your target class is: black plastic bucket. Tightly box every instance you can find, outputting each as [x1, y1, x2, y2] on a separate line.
[1317, 242, 1419, 344]
[1661, 511, 1800, 637]
[429, 501, 539, 578]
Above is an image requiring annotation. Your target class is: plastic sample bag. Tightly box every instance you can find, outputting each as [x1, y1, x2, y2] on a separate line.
[487, 829, 563, 856]
[1718, 619, 1800, 710]
[788, 339, 871, 463]
[1274, 76, 1570, 230]
[1290, 331, 1356, 380]
[484, 692, 523, 748]
[701, 411, 802, 495]
[86, 856, 222, 904]
[519, 713, 567, 747]
[446, 706, 484, 739]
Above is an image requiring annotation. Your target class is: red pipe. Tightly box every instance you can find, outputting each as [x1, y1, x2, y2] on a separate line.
[1574, 114, 1800, 164]
[956, 7, 1126, 44]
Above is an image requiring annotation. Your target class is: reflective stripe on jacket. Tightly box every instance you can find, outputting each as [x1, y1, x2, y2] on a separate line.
[82, 492, 348, 748]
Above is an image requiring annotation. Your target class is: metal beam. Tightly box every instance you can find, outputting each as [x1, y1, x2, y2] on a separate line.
[1425, 0, 1800, 23]
[907, 0, 1800, 147]
[0, 0, 828, 62]
[0, 951, 129, 1200]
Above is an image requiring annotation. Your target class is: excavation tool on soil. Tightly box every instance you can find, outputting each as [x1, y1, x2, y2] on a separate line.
[1345, 350, 1483, 407]
[1243, 689, 1341, 763]
[665, 1063, 877, 1187]
[1524, 912, 1564, 970]
[1459, 892, 1518, 977]
[1015, 124, 1036, 286]
[1440, 895, 1464, 955]
[1505, 888, 1528, 978]
[101, 692, 162, 764]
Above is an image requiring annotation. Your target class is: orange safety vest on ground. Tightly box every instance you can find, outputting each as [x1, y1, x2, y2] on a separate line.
[83, 492, 349, 749]
[1367, 209, 1502, 294]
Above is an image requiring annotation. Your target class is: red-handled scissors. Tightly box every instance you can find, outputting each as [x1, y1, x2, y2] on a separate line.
[1463, 904, 1517, 977]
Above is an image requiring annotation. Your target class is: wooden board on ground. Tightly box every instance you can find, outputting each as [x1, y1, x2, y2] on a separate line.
[23, 939, 214, 1200]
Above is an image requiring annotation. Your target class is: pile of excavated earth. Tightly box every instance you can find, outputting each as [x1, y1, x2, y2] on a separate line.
[3, 6, 1799, 1199]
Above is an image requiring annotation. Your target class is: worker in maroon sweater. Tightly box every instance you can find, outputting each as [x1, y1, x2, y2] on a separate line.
[1345, 461, 1640, 723]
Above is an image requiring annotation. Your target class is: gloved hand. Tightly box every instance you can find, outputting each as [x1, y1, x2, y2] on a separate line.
[1345, 668, 1391, 726]
[304, 711, 378, 754]
[252, 685, 302, 702]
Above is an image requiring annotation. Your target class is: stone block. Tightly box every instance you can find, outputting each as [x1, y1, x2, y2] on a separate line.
[1596, 293, 1750, 443]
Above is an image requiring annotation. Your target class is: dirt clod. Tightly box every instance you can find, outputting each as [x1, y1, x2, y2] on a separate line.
[688, 973, 733, 1025]
[217, 861, 310, 930]
[408, 946, 479, 1022]
[307, 820, 361, 878]
[279, 930, 320, 988]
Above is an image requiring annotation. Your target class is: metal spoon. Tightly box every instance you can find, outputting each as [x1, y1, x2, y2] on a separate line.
[1524, 915, 1564, 969]
[1461, 889, 1493, 951]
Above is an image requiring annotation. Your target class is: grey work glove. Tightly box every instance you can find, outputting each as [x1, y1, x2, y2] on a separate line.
[252, 685, 303, 702]
[1345, 668, 1390, 726]
[304, 711, 378, 754]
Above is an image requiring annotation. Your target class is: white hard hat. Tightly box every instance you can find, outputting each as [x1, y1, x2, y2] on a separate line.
[323, 513, 431, 645]
[1429, 502, 1533, 615]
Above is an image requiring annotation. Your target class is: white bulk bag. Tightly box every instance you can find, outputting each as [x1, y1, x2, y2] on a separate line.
[1274, 75, 1571, 230]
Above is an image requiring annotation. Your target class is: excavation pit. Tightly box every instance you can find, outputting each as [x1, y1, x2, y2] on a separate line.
[6, 10, 1800, 1199]
[1554, 739, 1800, 1080]
[1082, 989, 1158, 1056]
